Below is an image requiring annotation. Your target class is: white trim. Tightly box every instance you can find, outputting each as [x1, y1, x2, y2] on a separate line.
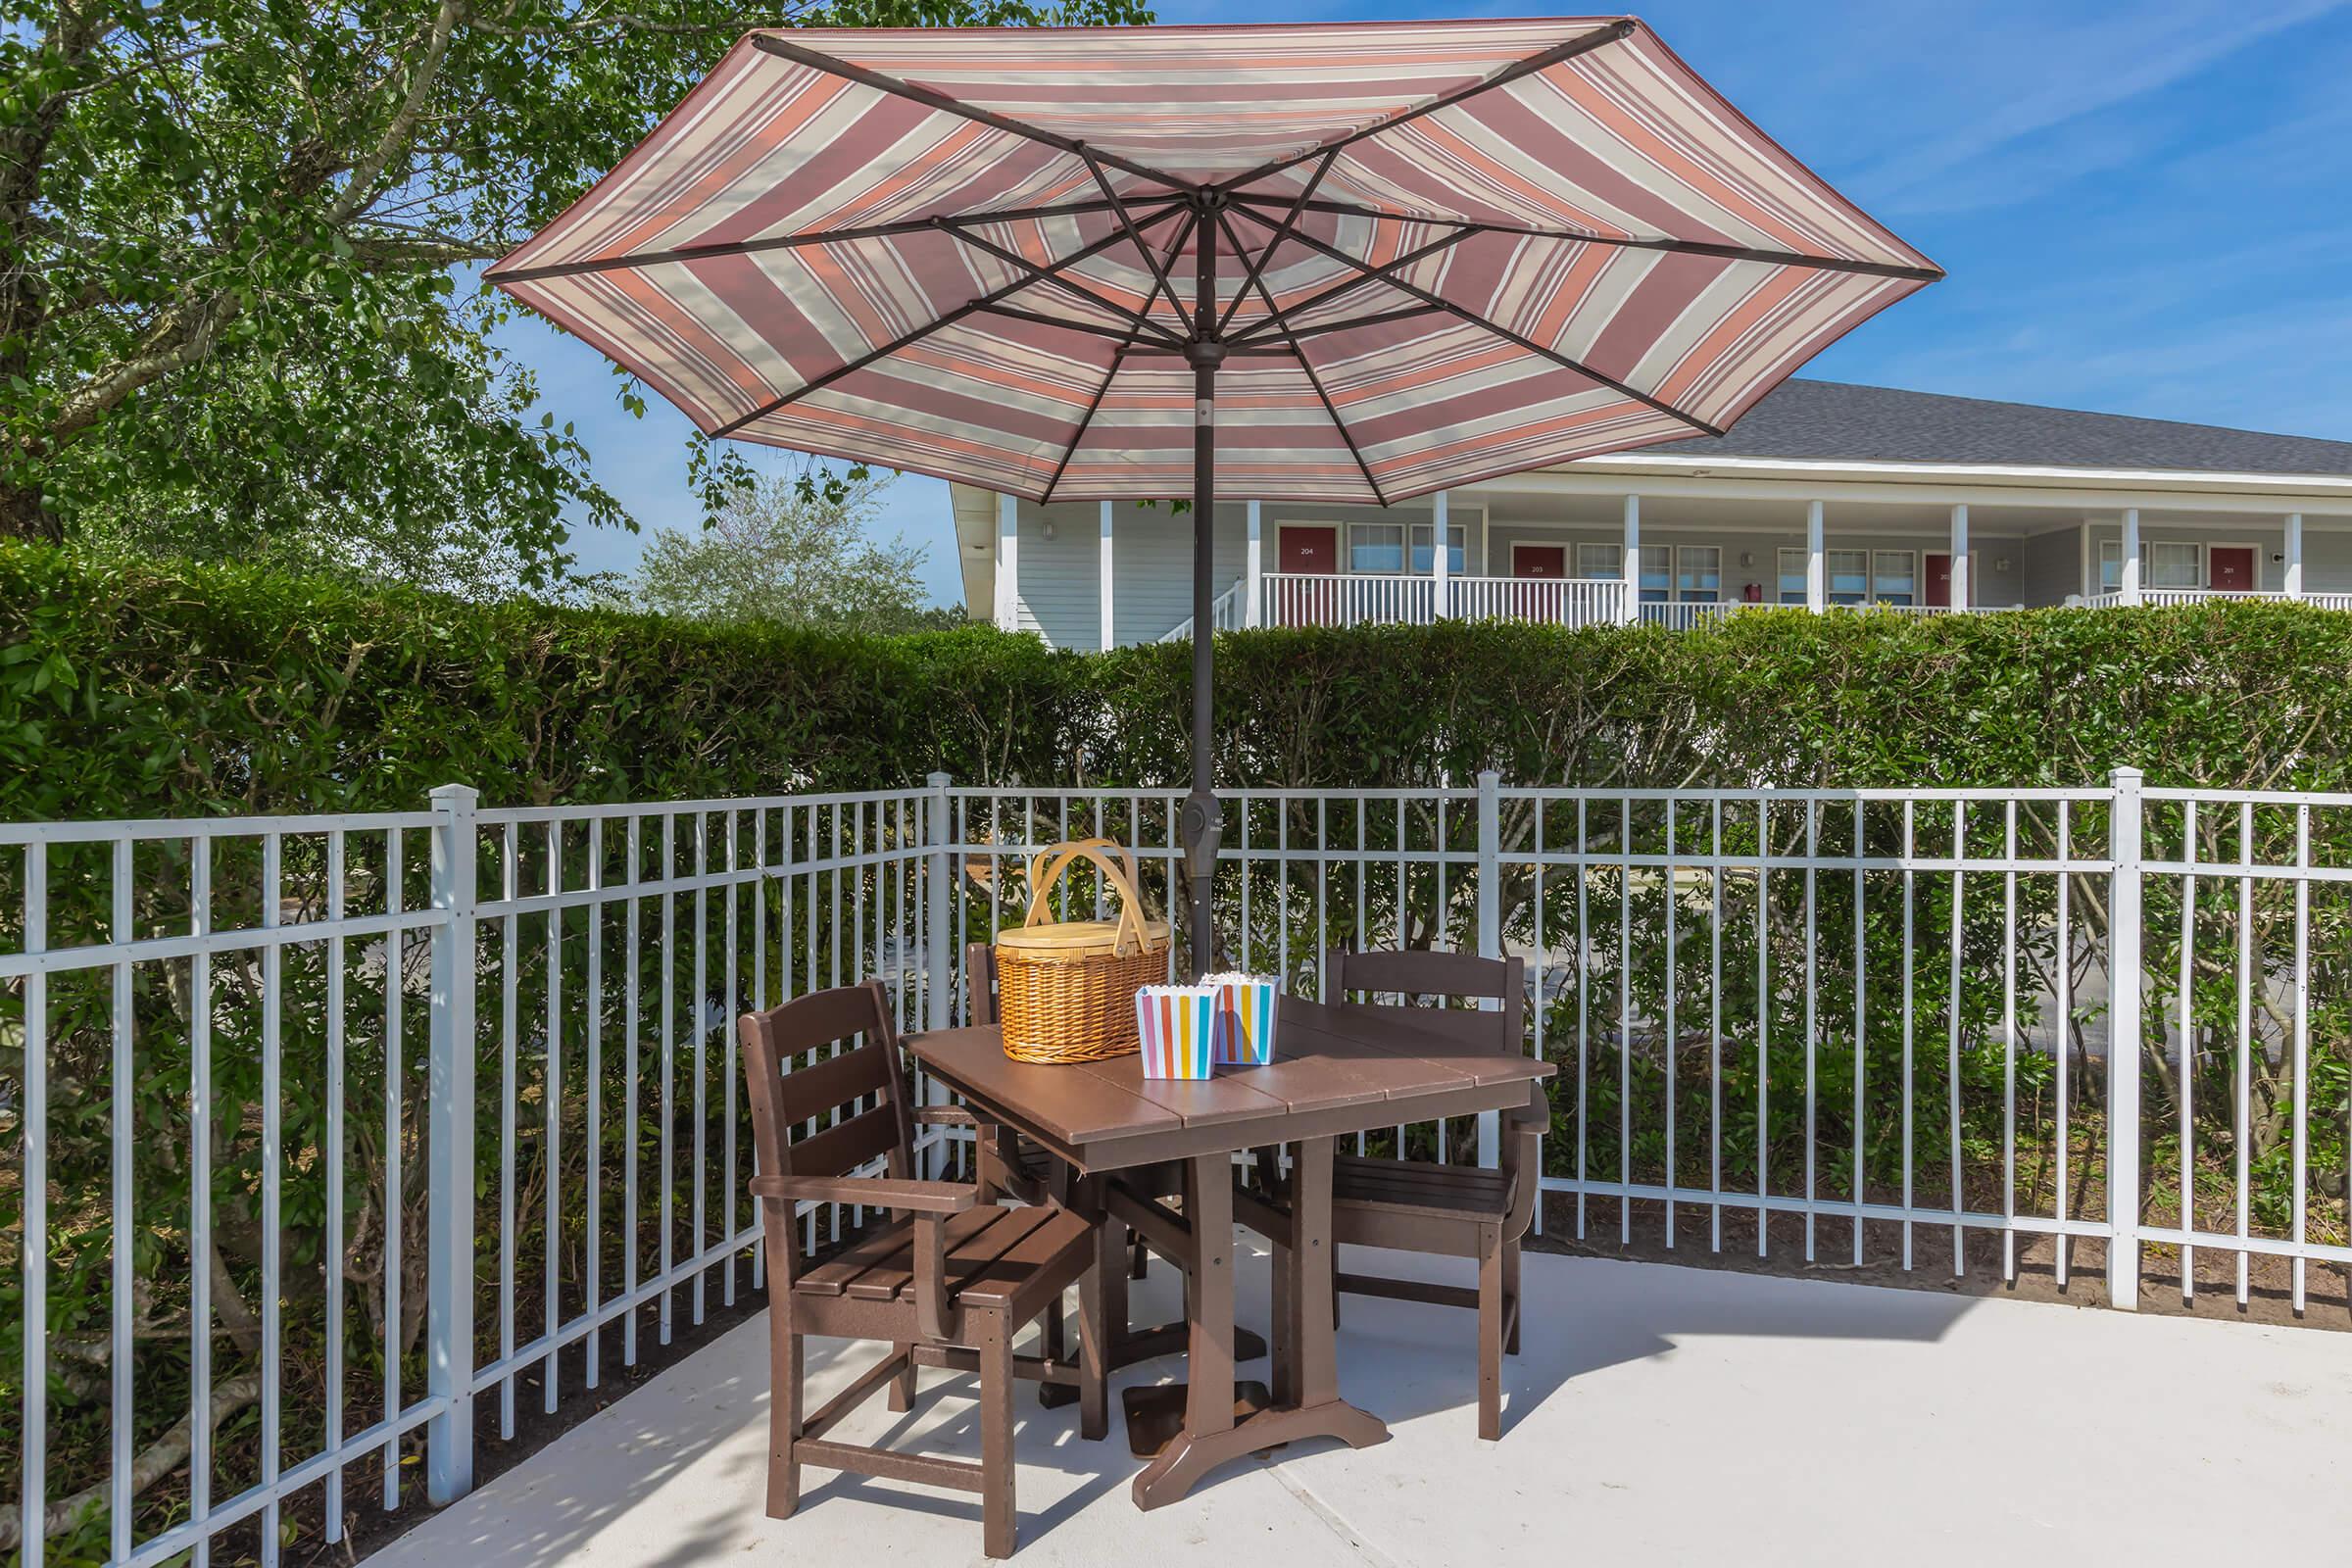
[994, 493, 1019, 632]
[1947, 504, 1969, 613]
[1099, 501, 1115, 651]
[1804, 501, 1825, 612]
[1244, 501, 1262, 629]
[1475, 465, 2352, 516]
[1619, 495, 1640, 624]
[1431, 490, 1449, 617]
[1553, 451, 2352, 506]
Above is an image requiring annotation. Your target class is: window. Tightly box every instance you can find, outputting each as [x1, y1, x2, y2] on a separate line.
[2099, 539, 2122, 592]
[1638, 545, 1671, 604]
[1778, 547, 1808, 605]
[1348, 522, 1404, 573]
[1873, 550, 1916, 607]
[1825, 549, 1868, 606]
[2146, 541, 2200, 589]
[1576, 542, 1622, 579]
[1676, 545, 1722, 603]
[1409, 522, 1467, 574]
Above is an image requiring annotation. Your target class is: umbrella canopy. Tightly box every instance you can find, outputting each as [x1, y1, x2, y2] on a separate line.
[489, 17, 1938, 968]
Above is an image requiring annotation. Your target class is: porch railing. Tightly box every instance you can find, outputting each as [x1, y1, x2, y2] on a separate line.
[10, 774, 2352, 1564]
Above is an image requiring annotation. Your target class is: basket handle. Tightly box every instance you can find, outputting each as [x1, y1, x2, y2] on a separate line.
[1022, 837, 1153, 956]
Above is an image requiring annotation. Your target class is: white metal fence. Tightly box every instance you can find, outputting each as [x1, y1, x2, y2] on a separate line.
[7, 773, 2350, 1565]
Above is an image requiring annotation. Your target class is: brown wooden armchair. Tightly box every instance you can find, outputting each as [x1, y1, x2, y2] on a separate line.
[1324, 948, 1541, 1441]
[740, 980, 1106, 1558]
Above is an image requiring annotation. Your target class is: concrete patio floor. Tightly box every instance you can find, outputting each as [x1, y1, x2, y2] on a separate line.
[373, 1238, 2352, 1568]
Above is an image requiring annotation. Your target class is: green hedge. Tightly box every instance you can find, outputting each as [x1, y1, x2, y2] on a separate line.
[7, 541, 2352, 821]
[5, 541, 2352, 1558]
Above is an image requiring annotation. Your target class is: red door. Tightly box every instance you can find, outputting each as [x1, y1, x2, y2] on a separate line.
[1277, 524, 1338, 624]
[1924, 553, 1953, 609]
[1512, 544, 1566, 620]
[2209, 546, 2254, 592]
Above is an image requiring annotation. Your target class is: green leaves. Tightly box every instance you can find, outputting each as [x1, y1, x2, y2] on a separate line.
[3, 0, 1153, 583]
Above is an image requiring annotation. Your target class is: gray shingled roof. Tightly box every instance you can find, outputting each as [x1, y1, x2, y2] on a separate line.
[1633, 378, 2352, 477]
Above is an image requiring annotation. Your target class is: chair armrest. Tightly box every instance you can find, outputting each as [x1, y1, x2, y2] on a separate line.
[911, 1104, 980, 1126]
[748, 1173, 979, 1213]
[1502, 1081, 1552, 1129]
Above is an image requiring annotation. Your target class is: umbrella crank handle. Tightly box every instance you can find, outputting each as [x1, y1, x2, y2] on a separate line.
[1180, 790, 1222, 879]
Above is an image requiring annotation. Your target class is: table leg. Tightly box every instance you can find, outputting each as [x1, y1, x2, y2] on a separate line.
[1131, 1141, 1387, 1511]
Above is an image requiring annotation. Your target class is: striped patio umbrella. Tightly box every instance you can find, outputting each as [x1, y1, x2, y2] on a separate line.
[489, 17, 1939, 968]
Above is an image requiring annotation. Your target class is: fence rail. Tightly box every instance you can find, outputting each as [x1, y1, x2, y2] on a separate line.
[6, 772, 2350, 1566]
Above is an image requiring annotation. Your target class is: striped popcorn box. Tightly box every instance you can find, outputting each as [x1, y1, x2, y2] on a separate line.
[1204, 972, 1279, 1067]
[1134, 983, 1216, 1080]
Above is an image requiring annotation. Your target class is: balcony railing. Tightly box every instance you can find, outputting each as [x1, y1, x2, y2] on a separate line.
[1263, 572, 1626, 628]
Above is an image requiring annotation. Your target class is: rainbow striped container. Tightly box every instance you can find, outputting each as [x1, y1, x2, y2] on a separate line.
[1205, 972, 1279, 1067]
[1135, 984, 1216, 1080]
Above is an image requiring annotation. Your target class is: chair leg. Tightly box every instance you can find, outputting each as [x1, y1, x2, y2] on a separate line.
[768, 1310, 803, 1519]
[1102, 1220, 1131, 1348]
[888, 1342, 916, 1412]
[1477, 1225, 1503, 1442]
[1077, 1238, 1110, 1442]
[979, 1311, 1017, 1559]
[1502, 1236, 1523, 1357]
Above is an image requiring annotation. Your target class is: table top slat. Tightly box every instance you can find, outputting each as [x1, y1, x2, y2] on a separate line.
[906, 996, 1554, 1167]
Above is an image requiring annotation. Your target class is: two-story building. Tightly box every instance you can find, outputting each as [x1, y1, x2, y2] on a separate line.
[951, 378, 2352, 646]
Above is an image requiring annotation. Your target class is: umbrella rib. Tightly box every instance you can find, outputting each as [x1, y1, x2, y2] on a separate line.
[1082, 152, 1189, 338]
[976, 301, 1157, 346]
[1215, 149, 1337, 340]
[1040, 209, 1194, 505]
[1214, 207, 1389, 509]
[710, 209, 1179, 439]
[1039, 346, 1129, 506]
[1224, 226, 1480, 350]
[934, 218, 1188, 349]
[1280, 303, 1447, 342]
[752, 33, 1196, 195]
[1233, 202, 1727, 439]
[1213, 19, 1638, 195]
[1223, 193, 1945, 283]
[486, 197, 1137, 285]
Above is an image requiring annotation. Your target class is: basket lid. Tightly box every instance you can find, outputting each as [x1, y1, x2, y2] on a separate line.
[997, 917, 1171, 956]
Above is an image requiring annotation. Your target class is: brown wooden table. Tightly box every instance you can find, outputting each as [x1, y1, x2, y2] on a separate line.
[907, 993, 1556, 1509]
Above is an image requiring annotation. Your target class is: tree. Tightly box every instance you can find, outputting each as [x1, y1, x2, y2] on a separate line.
[0, 0, 1150, 590]
[631, 468, 963, 633]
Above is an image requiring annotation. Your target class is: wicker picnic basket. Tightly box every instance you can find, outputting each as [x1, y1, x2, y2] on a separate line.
[995, 838, 1170, 1063]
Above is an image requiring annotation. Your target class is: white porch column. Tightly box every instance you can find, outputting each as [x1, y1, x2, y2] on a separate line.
[1245, 500, 1263, 627]
[1805, 501, 1826, 612]
[1099, 501, 1115, 650]
[1431, 489, 1450, 619]
[1948, 504, 1970, 611]
[1618, 493, 1640, 623]
[994, 492, 1020, 631]
[2284, 513, 2304, 600]
[2121, 507, 2142, 606]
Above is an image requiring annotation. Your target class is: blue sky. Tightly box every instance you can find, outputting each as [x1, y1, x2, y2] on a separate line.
[494, 0, 2352, 604]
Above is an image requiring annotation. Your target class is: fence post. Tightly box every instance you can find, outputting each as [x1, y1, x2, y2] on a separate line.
[1476, 769, 1503, 1168]
[424, 783, 479, 1503]
[2106, 766, 2143, 1310]
[925, 772, 956, 1177]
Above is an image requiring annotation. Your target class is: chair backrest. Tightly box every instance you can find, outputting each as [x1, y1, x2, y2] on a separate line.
[738, 980, 914, 1276]
[1324, 948, 1525, 1054]
[965, 940, 999, 1027]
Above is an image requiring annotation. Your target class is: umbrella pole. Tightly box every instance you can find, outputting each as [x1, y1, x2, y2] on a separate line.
[1181, 202, 1223, 979]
